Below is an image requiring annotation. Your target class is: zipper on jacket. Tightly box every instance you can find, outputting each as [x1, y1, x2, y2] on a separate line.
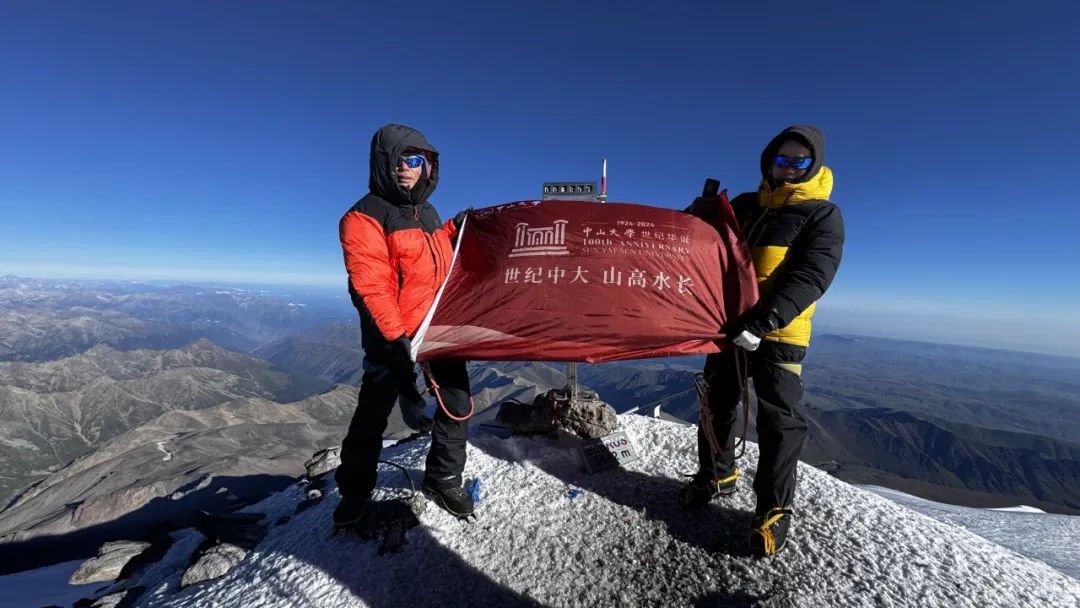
[424, 232, 440, 288]
[412, 204, 442, 289]
[745, 208, 770, 249]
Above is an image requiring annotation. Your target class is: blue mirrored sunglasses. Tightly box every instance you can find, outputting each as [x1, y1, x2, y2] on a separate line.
[773, 155, 813, 170]
[397, 153, 426, 169]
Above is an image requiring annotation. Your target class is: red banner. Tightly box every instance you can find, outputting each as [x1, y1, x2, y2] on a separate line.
[415, 200, 757, 363]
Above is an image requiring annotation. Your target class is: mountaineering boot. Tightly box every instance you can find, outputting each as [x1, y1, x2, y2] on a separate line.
[422, 475, 475, 518]
[332, 495, 369, 530]
[748, 507, 793, 558]
[677, 468, 740, 509]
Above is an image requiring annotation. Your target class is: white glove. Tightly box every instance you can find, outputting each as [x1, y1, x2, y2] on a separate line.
[732, 330, 762, 352]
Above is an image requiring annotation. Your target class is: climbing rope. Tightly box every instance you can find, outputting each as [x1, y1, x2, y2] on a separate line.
[419, 361, 476, 422]
[694, 349, 753, 461]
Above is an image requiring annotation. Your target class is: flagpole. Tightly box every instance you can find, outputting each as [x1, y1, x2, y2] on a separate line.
[599, 157, 607, 203]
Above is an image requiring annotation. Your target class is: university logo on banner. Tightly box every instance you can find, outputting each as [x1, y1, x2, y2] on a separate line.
[509, 220, 570, 258]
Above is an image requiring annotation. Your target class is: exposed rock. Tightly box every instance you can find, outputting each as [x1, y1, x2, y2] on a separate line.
[306, 488, 323, 501]
[181, 542, 247, 588]
[69, 540, 151, 584]
[496, 390, 617, 439]
[83, 586, 145, 608]
[496, 398, 557, 435]
[304, 447, 341, 479]
[560, 396, 618, 439]
[193, 510, 266, 549]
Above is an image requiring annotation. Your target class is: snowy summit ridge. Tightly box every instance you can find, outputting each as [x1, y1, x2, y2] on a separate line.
[60, 416, 1080, 607]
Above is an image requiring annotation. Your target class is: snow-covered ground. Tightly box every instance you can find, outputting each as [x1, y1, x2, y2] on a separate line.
[7, 415, 1080, 607]
[863, 485, 1079, 581]
[0, 560, 103, 608]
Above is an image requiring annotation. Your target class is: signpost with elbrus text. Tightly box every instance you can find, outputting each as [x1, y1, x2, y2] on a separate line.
[579, 429, 641, 474]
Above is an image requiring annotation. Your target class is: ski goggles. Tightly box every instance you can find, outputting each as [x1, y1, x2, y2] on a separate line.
[773, 155, 813, 170]
[397, 153, 427, 169]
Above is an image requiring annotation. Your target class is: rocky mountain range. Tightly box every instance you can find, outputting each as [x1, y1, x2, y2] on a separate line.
[253, 321, 365, 386]
[0, 385, 361, 574]
[0, 339, 330, 508]
[0, 276, 352, 362]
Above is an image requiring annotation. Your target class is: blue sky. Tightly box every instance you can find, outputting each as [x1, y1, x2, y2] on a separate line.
[2, 1, 1079, 354]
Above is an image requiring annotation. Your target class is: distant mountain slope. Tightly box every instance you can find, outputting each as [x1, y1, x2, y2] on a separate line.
[577, 360, 702, 420]
[252, 322, 570, 403]
[803, 404, 1080, 514]
[0, 307, 259, 361]
[804, 334, 1080, 441]
[254, 322, 365, 386]
[0, 385, 359, 574]
[0, 276, 352, 361]
[0, 340, 330, 507]
[252, 322, 571, 424]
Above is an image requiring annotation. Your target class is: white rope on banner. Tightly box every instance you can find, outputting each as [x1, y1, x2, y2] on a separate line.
[410, 214, 467, 361]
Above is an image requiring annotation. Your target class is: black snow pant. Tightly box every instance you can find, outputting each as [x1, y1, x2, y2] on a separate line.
[698, 341, 807, 513]
[335, 356, 472, 501]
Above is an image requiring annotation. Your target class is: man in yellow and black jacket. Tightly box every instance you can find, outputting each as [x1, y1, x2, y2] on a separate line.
[681, 125, 844, 558]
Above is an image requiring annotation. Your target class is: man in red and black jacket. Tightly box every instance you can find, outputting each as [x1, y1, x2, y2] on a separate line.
[334, 124, 474, 527]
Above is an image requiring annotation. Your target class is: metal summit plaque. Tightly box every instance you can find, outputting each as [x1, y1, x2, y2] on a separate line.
[542, 181, 597, 200]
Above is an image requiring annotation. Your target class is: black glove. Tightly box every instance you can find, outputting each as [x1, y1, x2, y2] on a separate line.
[385, 335, 415, 382]
[738, 307, 780, 340]
[452, 207, 472, 231]
[386, 335, 420, 391]
[684, 196, 716, 219]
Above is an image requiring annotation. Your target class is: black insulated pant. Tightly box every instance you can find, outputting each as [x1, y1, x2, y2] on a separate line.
[698, 341, 807, 513]
[335, 357, 472, 500]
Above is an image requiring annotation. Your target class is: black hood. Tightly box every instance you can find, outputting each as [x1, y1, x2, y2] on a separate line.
[759, 125, 826, 186]
[368, 124, 439, 206]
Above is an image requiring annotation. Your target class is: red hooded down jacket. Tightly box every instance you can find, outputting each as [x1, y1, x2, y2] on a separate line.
[339, 124, 457, 352]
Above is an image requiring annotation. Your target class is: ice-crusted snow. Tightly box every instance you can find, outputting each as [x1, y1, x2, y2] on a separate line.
[989, 505, 1047, 514]
[863, 485, 1079, 581]
[0, 560, 103, 608]
[14, 416, 1080, 607]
